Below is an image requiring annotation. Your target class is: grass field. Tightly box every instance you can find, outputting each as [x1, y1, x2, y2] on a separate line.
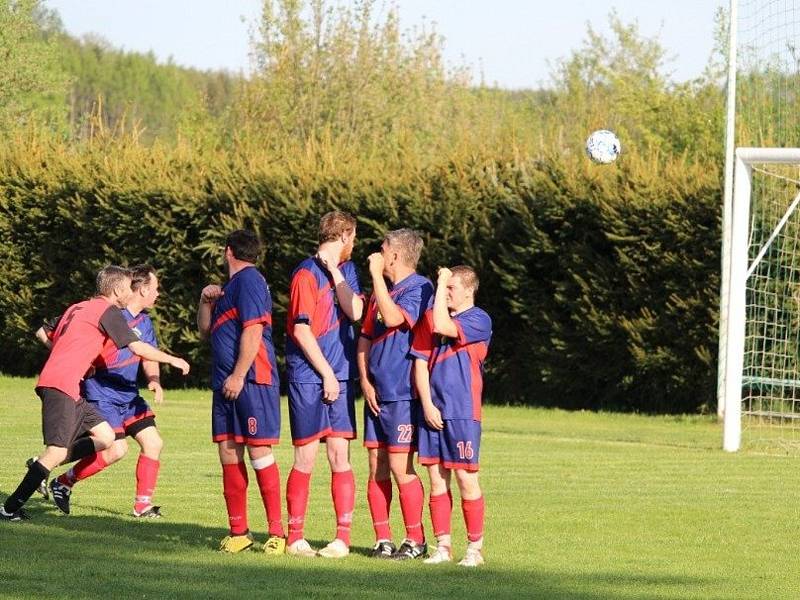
[1, 375, 799, 599]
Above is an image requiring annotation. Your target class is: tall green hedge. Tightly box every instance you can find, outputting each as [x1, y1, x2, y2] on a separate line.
[0, 140, 721, 413]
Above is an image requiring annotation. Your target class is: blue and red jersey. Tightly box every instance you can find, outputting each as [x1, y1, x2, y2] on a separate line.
[410, 307, 492, 421]
[360, 273, 433, 402]
[286, 256, 362, 383]
[82, 309, 157, 405]
[210, 266, 278, 390]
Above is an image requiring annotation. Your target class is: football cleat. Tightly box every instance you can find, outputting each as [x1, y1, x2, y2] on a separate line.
[0, 507, 30, 521]
[370, 540, 396, 559]
[132, 505, 162, 519]
[391, 539, 427, 561]
[49, 480, 72, 515]
[286, 538, 317, 558]
[423, 545, 452, 564]
[317, 538, 349, 559]
[458, 547, 485, 567]
[25, 457, 49, 500]
[219, 532, 254, 553]
[263, 535, 286, 555]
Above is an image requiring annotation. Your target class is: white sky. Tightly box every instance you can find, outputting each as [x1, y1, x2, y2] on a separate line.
[44, 0, 724, 89]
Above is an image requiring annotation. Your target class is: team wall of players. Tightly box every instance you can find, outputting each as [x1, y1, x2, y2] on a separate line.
[2, 211, 491, 568]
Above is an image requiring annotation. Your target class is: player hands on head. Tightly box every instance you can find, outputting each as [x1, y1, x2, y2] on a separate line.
[284, 210, 364, 558]
[358, 228, 434, 560]
[410, 265, 492, 567]
[197, 229, 285, 555]
[1, 265, 189, 522]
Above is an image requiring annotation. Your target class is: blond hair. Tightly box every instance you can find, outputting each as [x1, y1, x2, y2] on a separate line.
[384, 228, 424, 268]
[319, 211, 356, 244]
[451, 265, 479, 295]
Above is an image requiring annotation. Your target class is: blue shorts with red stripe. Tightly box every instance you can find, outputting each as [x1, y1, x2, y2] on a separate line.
[212, 382, 280, 446]
[418, 418, 481, 472]
[364, 399, 418, 453]
[89, 396, 155, 440]
[288, 381, 356, 446]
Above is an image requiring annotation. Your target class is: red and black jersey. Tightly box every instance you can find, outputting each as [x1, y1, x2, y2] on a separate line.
[37, 297, 139, 401]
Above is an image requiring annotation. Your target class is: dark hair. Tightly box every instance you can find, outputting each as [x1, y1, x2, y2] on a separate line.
[130, 264, 157, 291]
[451, 265, 480, 295]
[226, 229, 262, 263]
[96, 265, 132, 297]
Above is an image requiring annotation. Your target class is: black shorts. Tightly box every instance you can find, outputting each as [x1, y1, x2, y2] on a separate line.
[36, 387, 106, 448]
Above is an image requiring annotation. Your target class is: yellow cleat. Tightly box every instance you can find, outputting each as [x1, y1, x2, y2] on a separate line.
[263, 535, 286, 555]
[219, 533, 254, 553]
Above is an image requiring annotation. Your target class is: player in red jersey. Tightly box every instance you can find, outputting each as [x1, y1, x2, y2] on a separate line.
[1, 266, 190, 521]
[197, 230, 285, 554]
[284, 211, 364, 558]
[358, 229, 433, 560]
[36, 266, 169, 518]
[411, 266, 492, 567]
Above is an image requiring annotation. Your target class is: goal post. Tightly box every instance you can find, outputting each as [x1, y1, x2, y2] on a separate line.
[722, 148, 800, 451]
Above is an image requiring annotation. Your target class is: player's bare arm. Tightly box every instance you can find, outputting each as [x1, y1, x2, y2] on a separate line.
[413, 358, 443, 430]
[142, 360, 163, 404]
[357, 336, 379, 416]
[34, 326, 52, 349]
[221, 323, 263, 401]
[197, 284, 223, 339]
[293, 323, 340, 402]
[128, 341, 190, 375]
[367, 252, 405, 327]
[318, 251, 364, 322]
[432, 268, 459, 338]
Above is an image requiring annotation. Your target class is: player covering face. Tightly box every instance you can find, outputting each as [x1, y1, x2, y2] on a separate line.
[411, 266, 492, 567]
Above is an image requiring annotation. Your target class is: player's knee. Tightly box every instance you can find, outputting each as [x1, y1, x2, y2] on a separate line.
[145, 433, 164, 457]
[107, 440, 129, 463]
[455, 470, 481, 498]
[95, 427, 116, 450]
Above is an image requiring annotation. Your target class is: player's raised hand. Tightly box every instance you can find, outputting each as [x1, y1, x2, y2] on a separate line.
[367, 252, 385, 278]
[200, 284, 223, 304]
[423, 403, 444, 430]
[361, 379, 380, 416]
[322, 372, 340, 403]
[437, 267, 453, 285]
[170, 357, 191, 376]
[148, 380, 164, 404]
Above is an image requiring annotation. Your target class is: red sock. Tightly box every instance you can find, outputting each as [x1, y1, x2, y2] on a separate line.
[461, 496, 485, 542]
[58, 452, 108, 487]
[254, 462, 284, 537]
[429, 491, 453, 538]
[398, 477, 425, 544]
[134, 455, 160, 513]
[286, 468, 311, 545]
[367, 478, 393, 542]
[222, 462, 249, 535]
[331, 469, 355, 546]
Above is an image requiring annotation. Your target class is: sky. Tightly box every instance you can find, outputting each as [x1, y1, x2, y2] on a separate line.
[44, 0, 724, 89]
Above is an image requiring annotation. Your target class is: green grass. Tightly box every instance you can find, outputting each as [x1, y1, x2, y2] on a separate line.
[1, 375, 798, 599]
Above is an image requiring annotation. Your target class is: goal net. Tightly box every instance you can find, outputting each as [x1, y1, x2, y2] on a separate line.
[720, 1, 800, 451]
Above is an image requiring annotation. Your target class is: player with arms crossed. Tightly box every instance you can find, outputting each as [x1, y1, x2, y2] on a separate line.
[1, 266, 189, 521]
[411, 266, 492, 567]
[42, 265, 170, 517]
[197, 230, 285, 554]
[285, 210, 364, 558]
[358, 229, 433, 559]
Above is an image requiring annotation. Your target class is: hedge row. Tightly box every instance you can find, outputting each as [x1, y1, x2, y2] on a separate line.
[0, 141, 722, 413]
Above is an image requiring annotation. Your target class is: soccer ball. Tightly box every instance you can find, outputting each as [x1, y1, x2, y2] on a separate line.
[585, 129, 621, 164]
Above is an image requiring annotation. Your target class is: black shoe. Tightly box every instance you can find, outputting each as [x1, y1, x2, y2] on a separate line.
[25, 457, 49, 500]
[0, 507, 30, 521]
[133, 505, 162, 519]
[391, 539, 427, 560]
[49, 479, 71, 515]
[370, 540, 396, 558]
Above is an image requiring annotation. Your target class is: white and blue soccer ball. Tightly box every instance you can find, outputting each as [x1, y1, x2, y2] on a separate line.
[585, 129, 621, 164]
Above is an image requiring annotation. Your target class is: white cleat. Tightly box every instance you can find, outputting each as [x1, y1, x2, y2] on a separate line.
[423, 545, 452, 564]
[458, 547, 484, 568]
[286, 538, 317, 558]
[317, 538, 350, 558]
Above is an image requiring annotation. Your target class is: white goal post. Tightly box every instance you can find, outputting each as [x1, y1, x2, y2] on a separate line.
[722, 147, 800, 452]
